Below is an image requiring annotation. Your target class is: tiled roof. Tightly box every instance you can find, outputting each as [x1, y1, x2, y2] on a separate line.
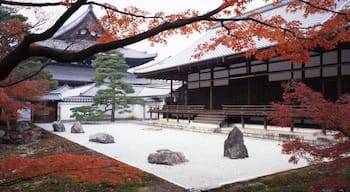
[36, 5, 156, 64]
[46, 65, 95, 83]
[134, 0, 350, 74]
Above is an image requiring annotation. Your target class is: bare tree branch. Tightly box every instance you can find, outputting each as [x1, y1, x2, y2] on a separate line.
[0, 60, 50, 88]
[88, 2, 166, 21]
[0, 0, 63, 7]
[0, 2, 224, 81]
[207, 17, 312, 40]
[0, 0, 87, 81]
[296, 0, 350, 21]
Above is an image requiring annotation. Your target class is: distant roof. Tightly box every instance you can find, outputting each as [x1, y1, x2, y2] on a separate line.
[133, 0, 350, 79]
[46, 64, 168, 86]
[42, 81, 180, 101]
[36, 5, 156, 67]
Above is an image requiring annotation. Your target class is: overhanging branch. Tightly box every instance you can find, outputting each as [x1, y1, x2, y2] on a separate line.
[0, 2, 224, 81]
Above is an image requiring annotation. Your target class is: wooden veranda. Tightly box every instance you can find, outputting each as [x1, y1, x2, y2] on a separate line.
[148, 104, 324, 133]
[149, 104, 294, 130]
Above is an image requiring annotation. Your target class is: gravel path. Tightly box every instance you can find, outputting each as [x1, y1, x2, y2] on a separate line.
[37, 122, 307, 191]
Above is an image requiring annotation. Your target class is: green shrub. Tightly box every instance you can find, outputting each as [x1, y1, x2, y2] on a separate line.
[70, 106, 109, 121]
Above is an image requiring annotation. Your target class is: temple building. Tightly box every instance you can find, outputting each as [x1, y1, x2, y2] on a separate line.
[34, 5, 177, 122]
[133, 0, 350, 128]
[36, 5, 157, 86]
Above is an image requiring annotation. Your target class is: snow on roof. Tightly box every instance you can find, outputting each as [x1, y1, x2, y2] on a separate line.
[134, 0, 350, 74]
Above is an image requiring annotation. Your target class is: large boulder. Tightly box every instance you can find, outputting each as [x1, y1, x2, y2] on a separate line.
[71, 122, 84, 133]
[224, 126, 248, 159]
[17, 121, 31, 132]
[89, 133, 115, 144]
[52, 121, 65, 132]
[148, 149, 188, 166]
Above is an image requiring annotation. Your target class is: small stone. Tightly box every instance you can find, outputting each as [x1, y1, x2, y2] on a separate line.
[71, 122, 84, 133]
[52, 121, 65, 132]
[148, 149, 188, 166]
[89, 133, 115, 144]
[224, 126, 248, 159]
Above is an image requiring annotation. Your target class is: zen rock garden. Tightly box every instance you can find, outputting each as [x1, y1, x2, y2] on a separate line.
[51, 121, 115, 144]
[50, 121, 249, 166]
[224, 126, 249, 159]
[148, 149, 188, 166]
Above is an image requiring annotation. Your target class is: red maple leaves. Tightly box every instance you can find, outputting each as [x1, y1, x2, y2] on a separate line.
[0, 154, 143, 185]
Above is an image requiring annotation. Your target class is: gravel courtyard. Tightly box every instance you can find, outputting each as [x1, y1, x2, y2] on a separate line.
[37, 121, 307, 191]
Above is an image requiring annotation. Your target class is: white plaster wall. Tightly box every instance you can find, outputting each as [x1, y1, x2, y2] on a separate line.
[58, 102, 92, 121]
[57, 101, 164, 121]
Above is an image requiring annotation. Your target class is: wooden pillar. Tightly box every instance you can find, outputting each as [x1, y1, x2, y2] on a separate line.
[241, 115, 245, 128]
[188, 114, 191, 123]
[247, 78, 251, 104]
[264, 117, 267, 130]
[166, 113, 169, 122]
[176, 113, 179, 123]
[210, 67, 214, 111]
[321, 52, 325, 95]
[157, 112, 160, 120]
[337, 48, 342, 97]
[150, 111, 152, 120]
[247, 60, 251, 104]
[182, 80, 185, 105]
[170, 79, 173, 104]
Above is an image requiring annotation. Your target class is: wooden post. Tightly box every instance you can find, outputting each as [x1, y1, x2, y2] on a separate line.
[264, 117, 267, 130]
[157, 112, 160, 120]
[241, 115, 245, 128]
[166, 113, 169, 122]
[290, 121, 294, 132]
[247, 61, 251, 104]
[188, 114, 191, 123]
[210, 67, 213, 111]
[321, 127, 326, 135]
[150, 111, 152, 120]
[170, 79, 173, 104]
[337, 48, 342, 98]
[176, 113, 179, 123]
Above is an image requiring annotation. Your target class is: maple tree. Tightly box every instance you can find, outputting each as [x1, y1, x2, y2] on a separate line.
[0, 0, 349, 83]
[268, 80, 350, 191]
[0, 7, 52, 131]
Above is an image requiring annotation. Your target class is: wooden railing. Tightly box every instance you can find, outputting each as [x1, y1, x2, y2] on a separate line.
[149, 105, 205, 122]
[149, 104, 310, 132]
[222, 105, 273, 116]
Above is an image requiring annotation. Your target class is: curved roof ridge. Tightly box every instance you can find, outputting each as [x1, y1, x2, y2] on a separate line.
[52, 5, 99, 39]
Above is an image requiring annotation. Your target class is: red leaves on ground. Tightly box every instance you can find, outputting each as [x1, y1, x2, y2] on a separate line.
[0, 154, 143, 185]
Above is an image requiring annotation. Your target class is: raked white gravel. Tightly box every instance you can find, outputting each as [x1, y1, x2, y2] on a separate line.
[37, 122, 308, 191]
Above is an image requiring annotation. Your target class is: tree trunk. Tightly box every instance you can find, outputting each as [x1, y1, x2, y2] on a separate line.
[111, 98, 116, 122]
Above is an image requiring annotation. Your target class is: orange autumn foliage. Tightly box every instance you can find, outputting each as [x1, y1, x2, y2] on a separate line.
[0, 78, 48, 121]
[0, 154, 143, 185]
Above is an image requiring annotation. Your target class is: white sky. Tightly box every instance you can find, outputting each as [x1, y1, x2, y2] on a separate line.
[18, 0, 266, 63]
